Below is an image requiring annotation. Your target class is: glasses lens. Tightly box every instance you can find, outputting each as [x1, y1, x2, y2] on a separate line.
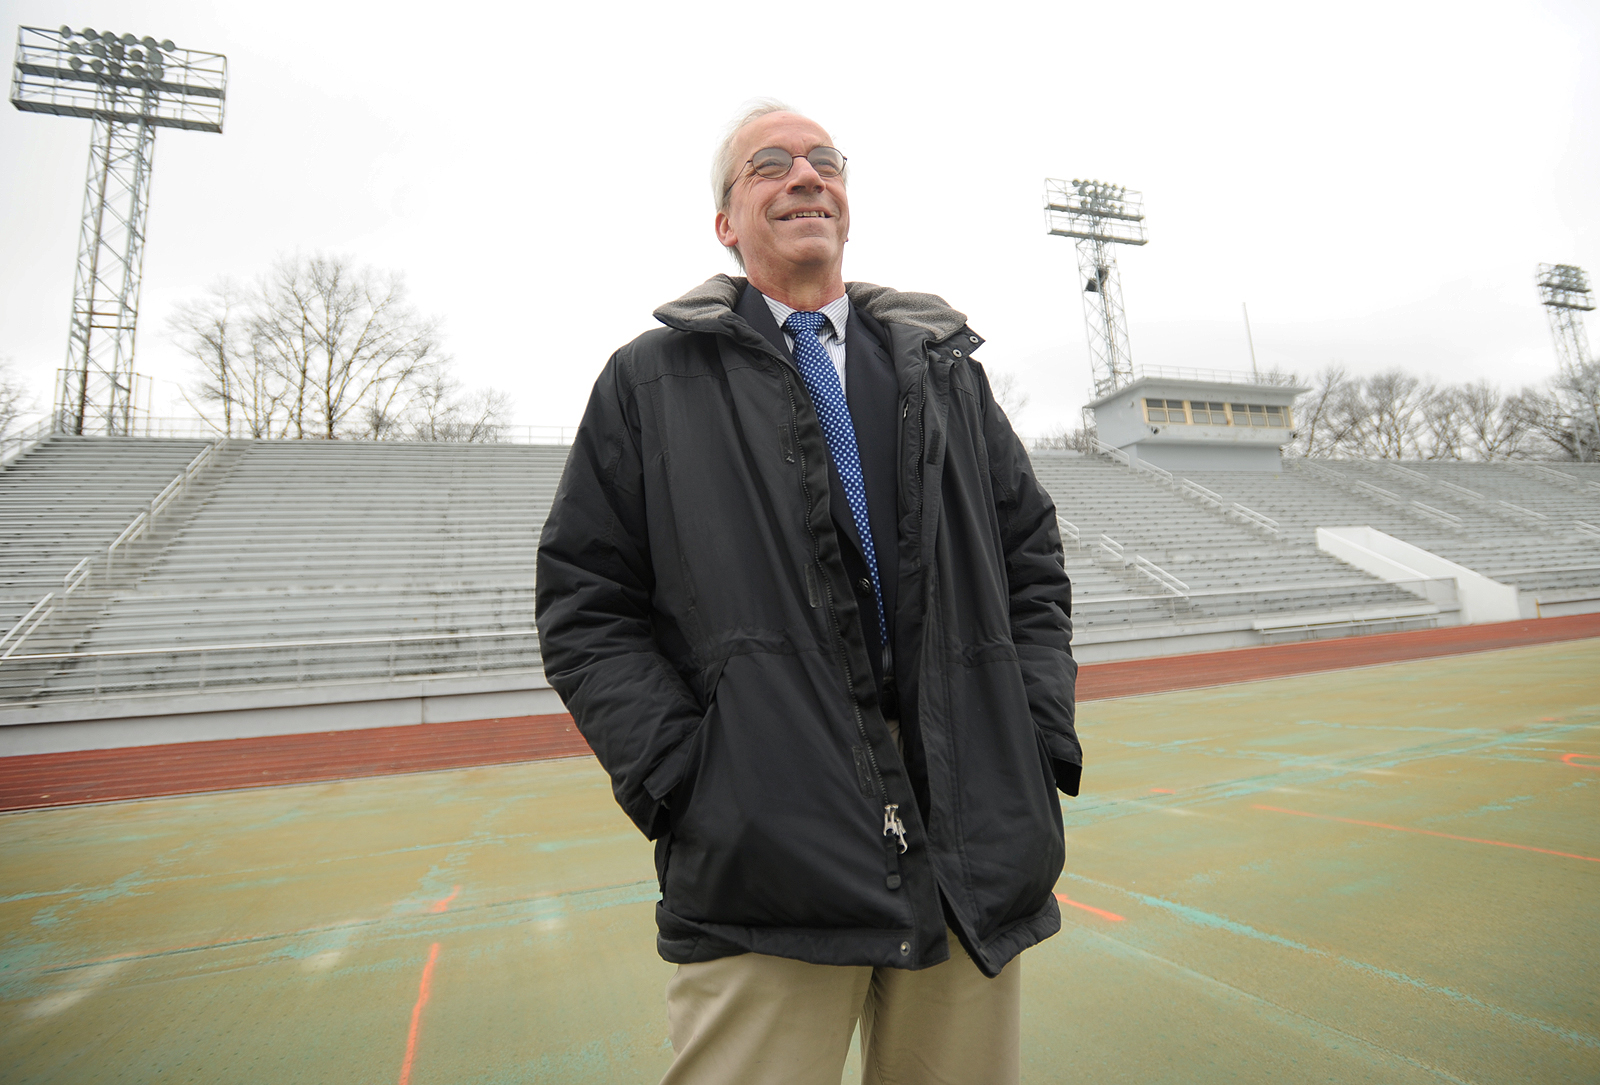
[806, 147, 844, 177]
[750, 148, 794, 179]
[748, 147, 846, 180]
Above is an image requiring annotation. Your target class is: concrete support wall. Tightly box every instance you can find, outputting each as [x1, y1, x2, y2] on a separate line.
[0, 682, 566, 757]
[1316, 526, 1526, 624]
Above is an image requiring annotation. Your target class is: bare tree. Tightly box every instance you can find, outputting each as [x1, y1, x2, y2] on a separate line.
[402, 372, 513, 442]
[1420, 385, 1466, 460]
[0, 356, 30, 440]
[171, 255, 504, 441]
[1286, 365, 1350, 458]
[987, 371, 1030, 420]
[169, 282, 290, 438]
[253, 256, 442, 439]
[1458, 380, 1528, 461]
[1344, 369, 1430, 459]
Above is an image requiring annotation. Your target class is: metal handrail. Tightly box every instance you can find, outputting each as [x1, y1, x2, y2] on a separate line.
[1179, 479, 1225, 507]
[1132, 555, 1189, 596]
[0, 438, 224, 663]
[1497, 500, 1548, 523]
[1056, 516, 1081, 544]
[1409, 502, 1464, 529]
[0, 417, 52, 467]
[1097, 534, 1124, 560]
[0, 595, 56, 660]
[1576, 520, 1600, 541]
[1089, 438, 1130, 466]
[1227, 502, 1280, 533]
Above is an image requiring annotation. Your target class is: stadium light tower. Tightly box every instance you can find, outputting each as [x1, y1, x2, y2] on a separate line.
[1537, 264, 1595, 372]
[10, 25, 227, 436]
[1044, 178, 1147, 398]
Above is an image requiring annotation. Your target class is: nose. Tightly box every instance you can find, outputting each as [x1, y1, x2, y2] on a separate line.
[785, 154, 826, 190]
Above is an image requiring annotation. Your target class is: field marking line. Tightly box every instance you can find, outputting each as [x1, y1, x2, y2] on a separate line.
[398, 941, 440, 1085]
[1253, 804, 1600, 863]
[1561, 753, 1600, 771]
[429, 885, 461, 913]
[1055, 892, 1125, 922]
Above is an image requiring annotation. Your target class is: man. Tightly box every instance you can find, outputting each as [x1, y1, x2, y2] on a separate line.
[536, 100, 1081, 1084]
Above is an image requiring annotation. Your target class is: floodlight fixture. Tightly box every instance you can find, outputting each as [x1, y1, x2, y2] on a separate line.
[1044, 177, 1148, 397]
[1537, 263, 1594, 379]
[10, 24, 227, 436]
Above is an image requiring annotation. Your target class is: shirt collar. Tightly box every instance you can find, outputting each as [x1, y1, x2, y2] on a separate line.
[762, 292, 851, 341]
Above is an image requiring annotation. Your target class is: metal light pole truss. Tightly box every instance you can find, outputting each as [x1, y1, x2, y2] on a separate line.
[1044, 178, 1147, 398]
[1537, 263, 1594, 373]
[10, 25, 226, 436]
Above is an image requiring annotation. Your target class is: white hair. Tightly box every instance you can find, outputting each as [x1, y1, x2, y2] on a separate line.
[712, 97, 796, 215]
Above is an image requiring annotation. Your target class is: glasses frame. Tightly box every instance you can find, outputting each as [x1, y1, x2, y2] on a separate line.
[722, 146, 848, 203]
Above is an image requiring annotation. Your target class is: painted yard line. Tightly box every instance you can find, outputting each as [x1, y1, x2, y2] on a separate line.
[397, 942, 440, 1085]
[1062, 872, 1600, 1050]
[429, 885, 461, 914]
[1253, 804, 1600, 863]
[1562, 753, 1600, 770]
[1055, 892, 1125, 922]
[34, 879, 655, 976]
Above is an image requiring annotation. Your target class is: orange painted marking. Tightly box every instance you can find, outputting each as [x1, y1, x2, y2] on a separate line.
[1253, 804, 1600, 863]
[429, 885, 461, 913]
[1561, 753, 1600, 771]
[398, 942, 440, 1085]
[1149, 788, 1175, 794]
[1055, 892, 1125, 922]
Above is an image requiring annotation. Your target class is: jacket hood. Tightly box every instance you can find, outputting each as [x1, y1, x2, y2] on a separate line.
[654, 274, 974, 344]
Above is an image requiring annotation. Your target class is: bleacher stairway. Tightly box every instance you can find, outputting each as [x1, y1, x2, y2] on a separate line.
[2, 436, 1597, 748]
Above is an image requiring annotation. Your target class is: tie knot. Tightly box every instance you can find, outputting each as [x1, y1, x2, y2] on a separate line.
[783, 310, 828, 338]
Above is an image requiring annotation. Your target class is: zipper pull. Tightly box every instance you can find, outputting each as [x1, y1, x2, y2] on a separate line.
[883, 803, 908, 853]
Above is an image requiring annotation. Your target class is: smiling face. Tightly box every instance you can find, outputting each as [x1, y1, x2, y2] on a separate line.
[714, 112, 849, 304]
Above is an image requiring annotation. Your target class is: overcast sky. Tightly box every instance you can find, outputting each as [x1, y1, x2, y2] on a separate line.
[2, 0, 1595, 437]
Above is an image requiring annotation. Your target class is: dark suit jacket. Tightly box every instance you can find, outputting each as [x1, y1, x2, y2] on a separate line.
[734, 285, 899, 704]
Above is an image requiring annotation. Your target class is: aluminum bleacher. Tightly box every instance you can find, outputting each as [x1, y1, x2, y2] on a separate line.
[1, 435, 1595, 742]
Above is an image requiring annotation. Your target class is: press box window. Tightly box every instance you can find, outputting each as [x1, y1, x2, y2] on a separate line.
[1144, 398, 1189, 423]
[1190, 401, 1229, 425]
[1229, 404, 1290, 427]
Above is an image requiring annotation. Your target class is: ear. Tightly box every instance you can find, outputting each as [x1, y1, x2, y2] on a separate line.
[714, 210, 738, 250]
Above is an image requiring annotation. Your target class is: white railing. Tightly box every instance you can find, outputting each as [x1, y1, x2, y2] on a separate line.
[1409, 502, 1464, 530]
[1056, 516, 1081, 545]
[119, 416, 579, 445]
[0, 417, 52, 467]
[1228, 502, 1281, 534]
[1179, 479, 1226, 508]
[1129, 365, 1293, 387]
[1497, 500, 1548, 523]
[1510, 461, 1600, 495]
[1132, 555, 1189, 596]
[1089, 437, 1130, 466]
[1576, 520, 1600, 541]
[0, 628, 545, 703]
[0, 439, 225, 664]
[1098, 534, 1124, 561]
[0, 595, 56, 661]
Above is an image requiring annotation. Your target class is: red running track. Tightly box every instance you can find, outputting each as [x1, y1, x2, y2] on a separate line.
[3, 613, 1597, 813]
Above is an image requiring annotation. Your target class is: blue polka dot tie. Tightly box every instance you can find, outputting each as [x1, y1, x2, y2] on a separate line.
[784, 310, 887, 644]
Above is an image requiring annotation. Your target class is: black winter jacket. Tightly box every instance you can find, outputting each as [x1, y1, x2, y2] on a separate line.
[535, 275, 1081, 977]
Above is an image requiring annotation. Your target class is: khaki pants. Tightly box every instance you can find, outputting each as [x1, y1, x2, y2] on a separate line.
[659, 929, 1021, 1085]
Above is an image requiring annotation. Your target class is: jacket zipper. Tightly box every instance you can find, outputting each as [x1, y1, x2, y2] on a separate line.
[783, 370, 907, 890]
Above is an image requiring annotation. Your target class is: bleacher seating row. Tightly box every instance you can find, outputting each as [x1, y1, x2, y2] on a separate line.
[1, 436, 1596, 708]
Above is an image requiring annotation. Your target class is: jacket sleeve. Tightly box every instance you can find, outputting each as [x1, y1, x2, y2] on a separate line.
[974, 363, 1082, 796]
[536, 351, 704, 838]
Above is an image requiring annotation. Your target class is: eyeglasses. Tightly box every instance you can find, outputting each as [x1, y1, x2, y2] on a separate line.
[724, 146, 847, 201]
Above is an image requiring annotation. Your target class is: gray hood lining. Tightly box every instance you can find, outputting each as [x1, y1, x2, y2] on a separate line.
[655, 274, 972, 344]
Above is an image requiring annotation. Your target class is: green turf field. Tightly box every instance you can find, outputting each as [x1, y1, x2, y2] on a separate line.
[3, 639, 1597, 1084]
